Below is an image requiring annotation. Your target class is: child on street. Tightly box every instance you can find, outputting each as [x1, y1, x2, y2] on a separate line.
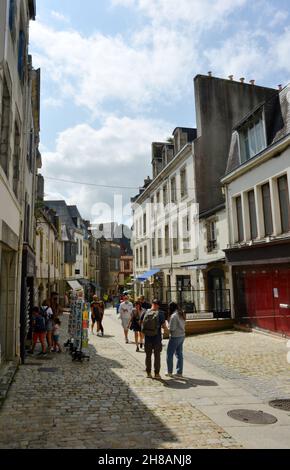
[52, 318, 62, 353]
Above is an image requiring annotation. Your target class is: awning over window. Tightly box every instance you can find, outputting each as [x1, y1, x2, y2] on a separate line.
[67, 280, 83, 291]
[181, 257, 225, 270]
[136, 268, 161, 281]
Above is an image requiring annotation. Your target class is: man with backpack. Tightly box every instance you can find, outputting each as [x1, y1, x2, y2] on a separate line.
[141, 299, 166, 380]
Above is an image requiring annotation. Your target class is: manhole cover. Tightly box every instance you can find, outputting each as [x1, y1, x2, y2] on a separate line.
[227, 409, 277, 424]
[38, 368, 59, 373]
[269, 399, 290, 412]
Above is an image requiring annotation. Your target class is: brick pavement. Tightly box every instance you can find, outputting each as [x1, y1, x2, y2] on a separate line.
[0, 311, 241, 449]
[184, 330, 290, 401]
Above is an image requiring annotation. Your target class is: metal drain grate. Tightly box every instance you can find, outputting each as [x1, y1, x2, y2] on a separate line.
[227, 409, 277, 425]
[269, 399, 290, 412]
[38, 368, 59, 373]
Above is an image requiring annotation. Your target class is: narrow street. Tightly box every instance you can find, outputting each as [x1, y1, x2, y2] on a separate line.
[0, 309, 290, 449]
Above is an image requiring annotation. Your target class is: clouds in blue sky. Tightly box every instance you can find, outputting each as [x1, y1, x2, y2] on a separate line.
[30, 0, 290, 222]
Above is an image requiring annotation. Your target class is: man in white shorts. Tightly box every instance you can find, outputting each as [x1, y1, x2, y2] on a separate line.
[119, 295, 133, 343]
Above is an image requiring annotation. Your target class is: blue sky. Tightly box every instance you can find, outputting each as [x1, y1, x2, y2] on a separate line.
[30, 0, 290, 222]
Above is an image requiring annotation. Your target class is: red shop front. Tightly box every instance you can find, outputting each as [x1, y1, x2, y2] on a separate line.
[225, 240, 290, 336]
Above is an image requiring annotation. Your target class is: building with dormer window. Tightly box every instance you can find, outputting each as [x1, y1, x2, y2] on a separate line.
[222, 84, 290, 335]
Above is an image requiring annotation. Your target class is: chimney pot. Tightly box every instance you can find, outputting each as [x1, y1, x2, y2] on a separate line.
[228, 75, 234, 81]
[240, 77, 245, 83]
[250, 79, 255, 85]
[278, 84, 283, 91]
[208, 71, 212, 77]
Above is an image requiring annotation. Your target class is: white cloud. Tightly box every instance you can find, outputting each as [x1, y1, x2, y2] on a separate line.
[30, 21, 199, 115]
[43, 97, 63, 108]
[111, 0, 247, 27]
[42, 116, 173, 222]
[51, 10, 70, 23]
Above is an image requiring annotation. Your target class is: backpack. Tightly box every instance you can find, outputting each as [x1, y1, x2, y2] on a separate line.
[40, 306, 51, 327]
[34, 315, 46, 332]
[142, 310, 159, 337]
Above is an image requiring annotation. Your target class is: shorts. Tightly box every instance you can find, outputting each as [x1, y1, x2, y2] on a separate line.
[46, 321, 54, 332]
[121, 315, 131, 330]
[53, 335, 60, 343]
[33, 332, 46, 343]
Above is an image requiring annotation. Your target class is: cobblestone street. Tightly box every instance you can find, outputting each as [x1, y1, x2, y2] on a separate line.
[0, 309, 290, 449]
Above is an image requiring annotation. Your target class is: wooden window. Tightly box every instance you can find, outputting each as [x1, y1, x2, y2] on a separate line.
[173, 221, 179, 254]
[240, 115, 266, 163]
[248, 190, 258, 239]
[278, 175, 290, 233]
[262, 183, 273, 236]
[236, 196, 244, 242]
[180, 167, 187, 198]
[165, 225, 170, 256]
[171, 177, 177, 203]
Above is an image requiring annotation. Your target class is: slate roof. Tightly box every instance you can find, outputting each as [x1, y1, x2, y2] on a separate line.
[225, 83, 290, 175]
[45, 201, 76, 241]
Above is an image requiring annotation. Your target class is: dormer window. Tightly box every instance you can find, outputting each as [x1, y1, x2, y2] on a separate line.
[239, 114, 266, 163]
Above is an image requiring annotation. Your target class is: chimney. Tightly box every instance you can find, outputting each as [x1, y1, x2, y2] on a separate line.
[278, 84, 283, 91]
[228, 75, 234, 81]
[240, 77, 245, 83]
[208, 71, 212, 77]
[250, 79, 255, 85]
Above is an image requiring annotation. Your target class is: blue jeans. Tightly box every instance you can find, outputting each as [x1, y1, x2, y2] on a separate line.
[167, 336, 185, 375]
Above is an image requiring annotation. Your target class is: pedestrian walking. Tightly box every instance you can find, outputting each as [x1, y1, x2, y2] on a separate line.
[128, 301, 145, 352]
[28, 307, 47, 356]
[119, 295, 133, 344]
[52, 318, 62, 353]
[141, 299, 166, 379]
[40, 300, 54, 352]
[166, 302, 186, 378]
[140, 295, 151, 311]
[91, 296, 104, 336]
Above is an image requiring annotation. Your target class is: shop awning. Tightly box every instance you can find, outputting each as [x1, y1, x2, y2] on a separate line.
[67, 280, 83, 291]
[78, 278, 91, 286]
[181, 257, 225, 270]
[136, 268, 161, 281]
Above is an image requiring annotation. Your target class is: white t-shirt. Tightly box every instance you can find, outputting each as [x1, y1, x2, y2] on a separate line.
[119, 301, 133, 318]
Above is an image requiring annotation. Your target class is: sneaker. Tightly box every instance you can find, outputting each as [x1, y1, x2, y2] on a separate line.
[174, 373, 183, 378]
[147, 373, 152, 379]
[140, 343, 143, 349]
[42, 352, 48, 357]
[165, 373, 173, 377]
[126, 339, 129, 344]
[154, 374, 162, 380]
[136, 346, 140, 352]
